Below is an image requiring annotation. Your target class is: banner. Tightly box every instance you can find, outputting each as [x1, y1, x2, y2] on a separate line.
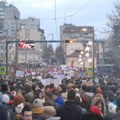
[16, 70, 24, 78]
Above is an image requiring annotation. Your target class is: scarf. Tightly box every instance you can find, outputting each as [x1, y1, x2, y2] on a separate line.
[32, 107, 44, 114]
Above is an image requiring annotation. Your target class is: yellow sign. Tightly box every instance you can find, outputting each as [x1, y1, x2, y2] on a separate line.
[87, 66, 93, 75]
[0, 66, 6, 74]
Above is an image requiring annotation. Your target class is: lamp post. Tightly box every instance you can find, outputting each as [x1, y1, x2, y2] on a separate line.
[92, 27, 95, 78]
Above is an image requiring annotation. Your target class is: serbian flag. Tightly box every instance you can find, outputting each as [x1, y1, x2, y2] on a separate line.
[18, 40, 35, 49]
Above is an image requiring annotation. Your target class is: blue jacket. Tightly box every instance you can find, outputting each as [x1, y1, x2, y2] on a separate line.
[55, 96, 64, 108]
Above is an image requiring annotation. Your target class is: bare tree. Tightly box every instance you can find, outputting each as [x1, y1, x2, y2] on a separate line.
[55, 45, 65, 64]
[107, 2, 120, 66]
[43, 44, 54, 60]
[107, 2, 120, 29]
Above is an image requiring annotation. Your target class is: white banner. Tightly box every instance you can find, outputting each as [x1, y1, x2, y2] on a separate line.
[16, 70, 24, 78]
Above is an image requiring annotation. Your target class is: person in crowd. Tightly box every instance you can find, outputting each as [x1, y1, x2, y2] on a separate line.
[1, 83, 9, 95]
[21, 105, 32, 120]
[92, 94, 107, 117]
[2, 93, 14, 120]
[112, 95, 120, 120]
[32, 98, 44, 120]
[81, 112, 105, 120]
[24, 84, 34, 103]
[56, 89, 82, 120]
[52, 91, 64, 109]
[75, 96, 87, 114]
[60, 86, 67, 102]
[43, 106, 56, 119]
[0, 92, 8, 120]
[13, 94, 25, 120]
[106, 102, 117, 120]
[90, 97, 104, 117]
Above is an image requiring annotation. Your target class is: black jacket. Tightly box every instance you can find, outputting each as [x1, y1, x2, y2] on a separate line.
[0, 104, 8, 120]
[56, 101, 82, 120]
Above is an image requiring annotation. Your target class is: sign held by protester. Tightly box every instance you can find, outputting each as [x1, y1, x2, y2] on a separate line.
[16, 70, 24, 78]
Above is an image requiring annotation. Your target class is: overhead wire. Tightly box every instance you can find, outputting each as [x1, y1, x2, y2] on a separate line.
[46, 0, 96, 43]
[72, 0, 96, 15]
[40, 0, 96, 21]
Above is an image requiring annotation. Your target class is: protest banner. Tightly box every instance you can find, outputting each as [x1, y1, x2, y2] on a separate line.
[16, 70, 24, 78]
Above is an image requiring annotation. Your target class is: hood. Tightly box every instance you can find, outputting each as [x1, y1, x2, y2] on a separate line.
[55, 96, 64, 105]
[64, 101, 77, 110]
[32, 107, 44, 114]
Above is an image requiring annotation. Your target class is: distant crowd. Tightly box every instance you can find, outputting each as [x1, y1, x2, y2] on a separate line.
[0, 68, 120, 120]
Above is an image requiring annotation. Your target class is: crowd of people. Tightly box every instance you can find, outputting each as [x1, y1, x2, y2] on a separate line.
[0, 66, 120, 120]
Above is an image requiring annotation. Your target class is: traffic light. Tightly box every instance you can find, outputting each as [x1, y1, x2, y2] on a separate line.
[65, 39, 74, 43]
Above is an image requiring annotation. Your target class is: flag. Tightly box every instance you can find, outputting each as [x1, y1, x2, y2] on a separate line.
[18, 40, 35, 49]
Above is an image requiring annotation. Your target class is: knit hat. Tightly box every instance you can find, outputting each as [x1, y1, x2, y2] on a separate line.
[3, 94, 9, 104]
[108, 102, 117, 113]
[32, 99, 44, 114]
[24, 92, 34, 103]
[90, 106, 103, 116]
[44, 106, 56, 117]
[32, 98, 43, 108]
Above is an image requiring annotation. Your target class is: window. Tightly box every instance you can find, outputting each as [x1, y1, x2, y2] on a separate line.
[0, 46, 3, 50]
[0, 8, 3, 11]
[9, 46, 12, 50]
[0, 12, 4, 15]
[1, 52, 3, 57]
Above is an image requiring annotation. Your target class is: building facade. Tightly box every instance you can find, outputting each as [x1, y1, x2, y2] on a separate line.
[18, 17, 46, 63]
[60, 23, 94, 67]
[0, 1, 20, 63]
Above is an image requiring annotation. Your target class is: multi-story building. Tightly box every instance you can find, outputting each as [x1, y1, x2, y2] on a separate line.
[18, 17, 46, 63]
[60, 23, 94, 67]
[0, 1, 20, 63]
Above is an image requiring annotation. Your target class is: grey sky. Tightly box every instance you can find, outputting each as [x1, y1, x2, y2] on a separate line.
[7, 0, 116, 41]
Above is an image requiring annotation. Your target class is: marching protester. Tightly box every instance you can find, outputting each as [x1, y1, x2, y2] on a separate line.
[1, 65, 120, 120]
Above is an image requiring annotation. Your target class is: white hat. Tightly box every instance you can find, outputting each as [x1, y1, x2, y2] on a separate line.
[15, 103, 24, 113]
[2, 94, 9, 104]
[108, 102, 117, 113]
[32, 98, 43, 108]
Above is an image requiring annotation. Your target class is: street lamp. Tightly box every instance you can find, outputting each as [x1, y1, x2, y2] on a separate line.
[92, 27, 95, 78]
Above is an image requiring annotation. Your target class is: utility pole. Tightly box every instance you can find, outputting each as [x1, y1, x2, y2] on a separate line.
[92, 27, 95, 78]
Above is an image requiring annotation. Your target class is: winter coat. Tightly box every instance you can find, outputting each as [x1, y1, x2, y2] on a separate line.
[112, 110, 120, 120]
[106, 112, 115, 120]
[32, 107, 44, 120]
[2, 102, 14, 120]
[55, 96, 64, 109]
[0, 104, 8, 120]
[56, 101, 82, 120]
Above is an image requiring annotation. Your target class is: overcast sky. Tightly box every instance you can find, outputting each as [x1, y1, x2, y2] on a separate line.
[7, 0, 117, 42]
